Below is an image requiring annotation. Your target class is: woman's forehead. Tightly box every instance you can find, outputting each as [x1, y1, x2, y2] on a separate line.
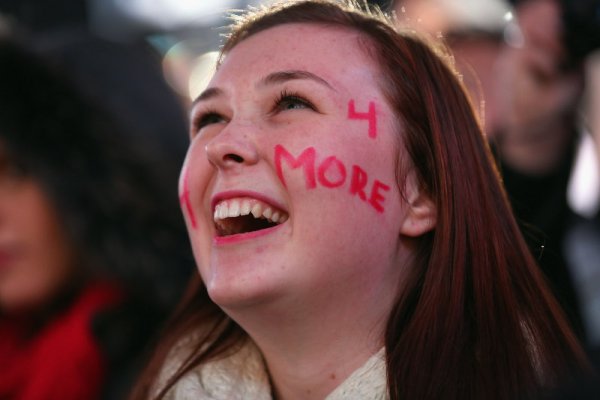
[214, 23, 379, 90]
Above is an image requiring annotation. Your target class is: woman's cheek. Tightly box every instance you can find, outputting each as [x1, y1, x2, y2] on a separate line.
[272, 142, 392, 215]
[179, 140, 211, 231]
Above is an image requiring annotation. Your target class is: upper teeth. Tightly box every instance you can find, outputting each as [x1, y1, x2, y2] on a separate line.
[213, 197, 288, 224]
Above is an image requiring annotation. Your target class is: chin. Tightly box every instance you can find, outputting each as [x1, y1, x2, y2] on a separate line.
[205, 276, 282, 312]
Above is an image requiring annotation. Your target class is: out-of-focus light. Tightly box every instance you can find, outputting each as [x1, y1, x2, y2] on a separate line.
[115, 0, 238, 28]
[568, 133, 600, 218]
[162, 42, 196, 98]
[504, 20, 524, 48]
[394, 0, 512, 36]
[90, 0, 239, 39]
[161, 44, 219, 103]
[504, 11, 513, 22]
[188, 51, 220, 101]
[248, 0, 280, 5]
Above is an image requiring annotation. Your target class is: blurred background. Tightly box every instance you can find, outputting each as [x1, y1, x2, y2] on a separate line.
[0, 0, 397, 106]
[0, 0, 257, 104]
[0, 0, 599, 398]
[1, 0, 600, 354]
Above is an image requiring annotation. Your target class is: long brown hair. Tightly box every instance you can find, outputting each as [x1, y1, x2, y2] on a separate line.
[131, 1, 590, 399]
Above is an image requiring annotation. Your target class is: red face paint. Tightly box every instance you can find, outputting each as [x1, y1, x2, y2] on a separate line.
[368, 180, 390, 213]
[274, 144, 390, 213]
[347, 99, 377, 139]
[349, 165, 368, 201]
[275, 144, 316, 189]
[180, 167, 198, 229]
[317, 156, 347, 188]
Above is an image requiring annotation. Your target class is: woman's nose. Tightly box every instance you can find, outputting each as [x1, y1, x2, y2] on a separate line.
[205, 125, 259, 170]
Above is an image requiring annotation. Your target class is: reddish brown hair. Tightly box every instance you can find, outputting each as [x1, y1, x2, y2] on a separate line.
[131, 1, 590, 399]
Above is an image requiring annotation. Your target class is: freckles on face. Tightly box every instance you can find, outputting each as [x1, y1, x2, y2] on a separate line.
[180, 24, 409, 308]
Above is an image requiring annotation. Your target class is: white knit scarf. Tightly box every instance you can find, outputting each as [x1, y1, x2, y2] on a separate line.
[157, 338, 388, 400]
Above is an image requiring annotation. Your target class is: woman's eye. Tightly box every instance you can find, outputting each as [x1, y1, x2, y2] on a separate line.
[278, 97, 309, 110]
[274, 93, 316, 113]
[195, 112, 225, 130]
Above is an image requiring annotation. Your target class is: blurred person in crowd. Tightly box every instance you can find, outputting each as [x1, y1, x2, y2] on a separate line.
[396, 0, 600, 344]
[0, 26, 192, 400]
[395, 2, 600, 399]
[130, 1, 592, 399]
[493, 0, 600, 342]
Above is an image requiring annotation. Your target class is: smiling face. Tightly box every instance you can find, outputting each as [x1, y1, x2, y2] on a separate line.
[181, 23, 429, 315]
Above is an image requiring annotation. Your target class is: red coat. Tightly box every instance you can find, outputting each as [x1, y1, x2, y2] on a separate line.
[0, 283, 122, 400]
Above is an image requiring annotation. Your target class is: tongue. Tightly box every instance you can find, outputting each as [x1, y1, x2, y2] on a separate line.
[218, 215, 277, 236]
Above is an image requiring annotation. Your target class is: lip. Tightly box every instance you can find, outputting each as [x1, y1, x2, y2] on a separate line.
[210, 190, 289, 246]
[214, 223, 284, 245]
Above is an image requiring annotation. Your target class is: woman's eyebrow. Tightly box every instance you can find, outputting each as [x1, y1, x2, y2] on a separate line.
[192, 70, 335, 107]
[192, 87, 223, 107]
[259, 70, 336, 91]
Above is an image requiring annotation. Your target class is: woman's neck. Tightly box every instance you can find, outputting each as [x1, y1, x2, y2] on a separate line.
[224, 292, 389, 400]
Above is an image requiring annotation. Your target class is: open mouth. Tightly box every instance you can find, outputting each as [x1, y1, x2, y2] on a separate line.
[213, 197, 289, 237]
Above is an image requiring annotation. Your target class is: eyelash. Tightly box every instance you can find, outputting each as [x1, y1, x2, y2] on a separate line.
[272, 89, 316, 113]
[193, 109, 224, 133]
[192, 89, 316, 133]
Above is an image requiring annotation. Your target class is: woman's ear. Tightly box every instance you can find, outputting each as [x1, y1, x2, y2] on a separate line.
[400, 171, 436, 237]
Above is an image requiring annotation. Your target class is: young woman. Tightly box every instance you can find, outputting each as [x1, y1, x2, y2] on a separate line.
[133, 1, 591, 399]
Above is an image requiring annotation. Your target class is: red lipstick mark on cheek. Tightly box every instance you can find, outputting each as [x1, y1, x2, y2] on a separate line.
[348, 99, 377, 139]
[179, 167, 197, 229]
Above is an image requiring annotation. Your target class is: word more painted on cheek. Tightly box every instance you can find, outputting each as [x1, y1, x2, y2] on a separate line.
[274, 144, 390, 213]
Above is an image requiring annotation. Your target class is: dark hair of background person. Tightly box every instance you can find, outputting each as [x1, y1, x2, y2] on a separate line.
[130, 1, 592, 400]
[0, 29, 193, 399]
